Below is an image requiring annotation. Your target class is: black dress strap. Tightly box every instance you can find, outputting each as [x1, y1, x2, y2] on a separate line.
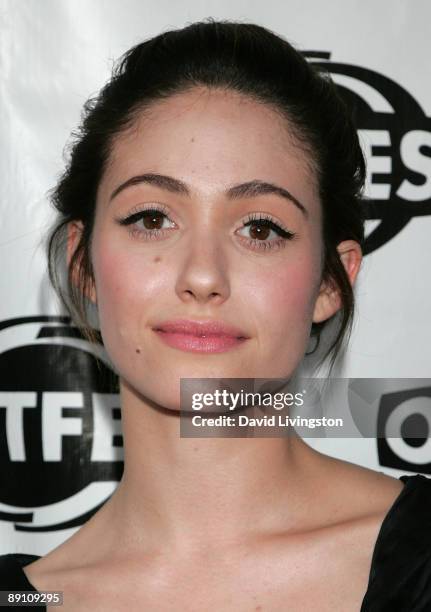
[360, 474, 431, 611]
[0, 554, 43, 610]
[0, 553, 40, 589]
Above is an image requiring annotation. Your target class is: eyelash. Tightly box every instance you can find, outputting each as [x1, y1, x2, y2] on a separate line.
[241, 212, 296, 251]
[116, 204, 296, 251]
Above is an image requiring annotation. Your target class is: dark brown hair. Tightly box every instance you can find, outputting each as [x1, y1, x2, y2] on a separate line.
[47, 19, 365, 373]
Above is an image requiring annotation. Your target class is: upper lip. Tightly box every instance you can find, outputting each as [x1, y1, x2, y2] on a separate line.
[152, 318, 249, 339]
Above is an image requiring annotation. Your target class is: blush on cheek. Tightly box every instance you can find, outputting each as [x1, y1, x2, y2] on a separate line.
[92, 245, 140, 348]
[95, 250, 131, 307]
[270, 257, 320, 320]
[92, 240, 172, 363]
[286, 268, 319, 319]
[256, 259, 321, 375]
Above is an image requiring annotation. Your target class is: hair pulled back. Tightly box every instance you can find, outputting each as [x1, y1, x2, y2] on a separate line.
[47, 19, 365, 372]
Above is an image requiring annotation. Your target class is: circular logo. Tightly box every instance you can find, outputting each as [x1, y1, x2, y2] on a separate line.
[0, 316, 122, 532]
[347, 377, 431, 472]
[305, 51, 431, 254]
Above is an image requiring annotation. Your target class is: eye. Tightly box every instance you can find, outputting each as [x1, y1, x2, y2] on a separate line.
[116, 204, 175, 239]
[236, 213, 296, 251]
[116, 207, 296, 250]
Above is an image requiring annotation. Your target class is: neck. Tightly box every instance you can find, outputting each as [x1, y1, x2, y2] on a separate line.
[106, 378, 325, 556]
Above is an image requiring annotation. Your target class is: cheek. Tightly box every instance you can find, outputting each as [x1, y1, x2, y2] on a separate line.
[256, 258, 319, 321]
[275, 267, 315, 314]
[247, 251, 321, 354]
[91, 239, 167, 354]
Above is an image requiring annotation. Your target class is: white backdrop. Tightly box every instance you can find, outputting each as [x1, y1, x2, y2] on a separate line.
[1, 0, 430, 555]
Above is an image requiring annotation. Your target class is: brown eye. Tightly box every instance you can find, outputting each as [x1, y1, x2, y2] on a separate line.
[239, 217, 295, 242]
[248, 222, 271, 241]
[142, 211, 165, 230]
[117, 206, 176, 240]
[236, 215, 296, 252]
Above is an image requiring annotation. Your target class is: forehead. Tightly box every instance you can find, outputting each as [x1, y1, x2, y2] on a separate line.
[99, 87, 319, 210]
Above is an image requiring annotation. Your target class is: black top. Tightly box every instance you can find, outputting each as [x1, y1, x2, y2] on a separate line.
[1, 474, 430, 611]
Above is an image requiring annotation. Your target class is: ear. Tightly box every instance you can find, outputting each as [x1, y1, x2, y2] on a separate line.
[312, 239, 362, 324]
[66, 221, 97, 304]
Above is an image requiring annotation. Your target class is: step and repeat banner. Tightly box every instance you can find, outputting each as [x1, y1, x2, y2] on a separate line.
[1, 0, 430, 555]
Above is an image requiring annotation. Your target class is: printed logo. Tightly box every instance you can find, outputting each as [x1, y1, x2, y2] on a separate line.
[0, 316, 122, 531]
[305, 52, 431, 254]
[347, 378, 431, 472]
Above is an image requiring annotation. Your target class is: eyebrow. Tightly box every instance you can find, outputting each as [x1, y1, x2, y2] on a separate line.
[109, 172, 308, 217]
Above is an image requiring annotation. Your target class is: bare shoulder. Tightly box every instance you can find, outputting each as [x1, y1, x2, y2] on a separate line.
[21, 501, 116, 606]
[338, 458, 404, 515]
[282, 454, 407, 609]
[22, 551, 131, 612]
[309, 449, 405, 525]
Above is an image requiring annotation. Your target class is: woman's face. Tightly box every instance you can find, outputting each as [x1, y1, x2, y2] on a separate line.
[89, 87, 329, 410]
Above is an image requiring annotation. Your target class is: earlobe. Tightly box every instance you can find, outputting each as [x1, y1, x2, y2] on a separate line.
[312, 239, 362, 324]
[66, 221, 97, 304]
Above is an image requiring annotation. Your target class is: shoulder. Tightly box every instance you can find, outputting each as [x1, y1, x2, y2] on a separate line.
[361, 473, 431, 611]
[0, 554, 41, 590]
[307, 452, 407, 525]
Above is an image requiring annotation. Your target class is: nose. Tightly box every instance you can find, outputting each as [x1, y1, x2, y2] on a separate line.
[175, 234, 230, 305]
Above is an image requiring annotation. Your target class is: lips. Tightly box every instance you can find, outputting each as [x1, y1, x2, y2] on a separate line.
[152, 318, 249, 339]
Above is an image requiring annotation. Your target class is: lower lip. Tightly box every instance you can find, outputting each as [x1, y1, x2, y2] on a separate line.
[153, 330, 248, 353]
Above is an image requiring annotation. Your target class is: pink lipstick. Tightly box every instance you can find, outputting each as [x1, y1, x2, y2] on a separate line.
[152, 319, 249, 353]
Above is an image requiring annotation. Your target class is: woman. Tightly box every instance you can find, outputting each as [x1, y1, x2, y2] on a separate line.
[1, 19, 430, 611]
